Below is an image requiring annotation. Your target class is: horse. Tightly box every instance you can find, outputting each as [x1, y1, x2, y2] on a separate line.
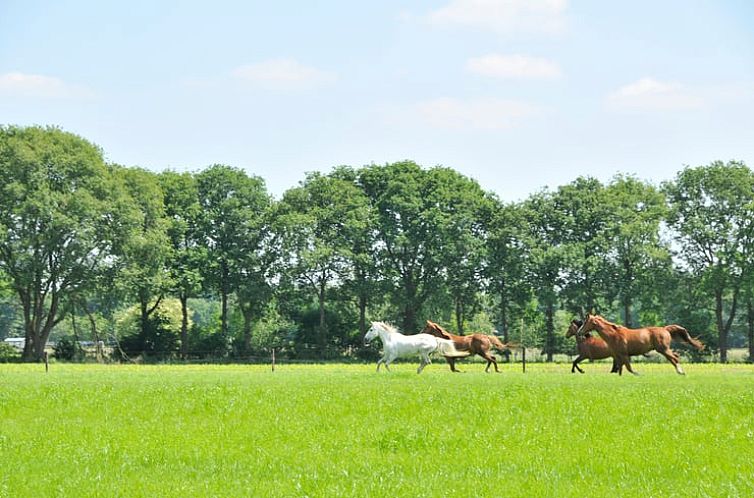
[363, 321, 468, 374]
[420, 320, 511, 373]
[577, 314, 704, 375]
[566, 319, 618, 374]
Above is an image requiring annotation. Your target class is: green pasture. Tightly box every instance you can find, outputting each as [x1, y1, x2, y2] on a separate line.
[1, 363, 753, 497]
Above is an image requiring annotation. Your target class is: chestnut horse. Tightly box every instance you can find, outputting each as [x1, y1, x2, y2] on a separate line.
[420, 320, 511, 373]
[566, 319, 618, 374]
[577, 314, 704, 375]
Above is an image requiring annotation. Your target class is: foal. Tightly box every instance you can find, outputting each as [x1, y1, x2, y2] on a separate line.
[566, 319, 618, 373]
[420, 320, 511, 373]
[578, 314, 704, 375]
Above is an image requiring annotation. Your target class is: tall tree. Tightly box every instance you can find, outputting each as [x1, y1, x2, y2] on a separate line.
[664, 161, 754, 362]
[604, 176, 669, 326]
[160, 171, 204, 358]
[113, 166, 173, 342]
[0, 126, 124, 360]
[524, 191, 565, 361]
[196, 165, 269, 342]
[431, 168, 489, 335]
[278, 171, 370, 349]
[553, 177, 612, 316]
[359, 162, 485, 333]
[484, 198, 530, 350]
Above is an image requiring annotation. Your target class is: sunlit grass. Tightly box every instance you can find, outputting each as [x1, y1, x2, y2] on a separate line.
[1, 363, 753, 497]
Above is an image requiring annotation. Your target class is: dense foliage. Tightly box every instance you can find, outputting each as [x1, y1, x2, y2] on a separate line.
[1, 126, 753, 362]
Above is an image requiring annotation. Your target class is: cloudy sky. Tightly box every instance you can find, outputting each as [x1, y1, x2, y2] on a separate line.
[1, 0, 753, 200]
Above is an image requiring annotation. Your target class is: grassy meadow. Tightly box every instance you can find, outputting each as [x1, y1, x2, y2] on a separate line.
[1, 362, 753, 497]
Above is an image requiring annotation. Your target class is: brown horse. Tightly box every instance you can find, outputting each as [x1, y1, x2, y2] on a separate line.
[420, 320, 511, 373]
[566, 319, 618, 374]
[577, 314, 704, 375]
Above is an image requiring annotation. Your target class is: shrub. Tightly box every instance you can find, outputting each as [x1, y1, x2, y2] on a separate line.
[0, 342, 20, 362]
[53, 336, 82, 361]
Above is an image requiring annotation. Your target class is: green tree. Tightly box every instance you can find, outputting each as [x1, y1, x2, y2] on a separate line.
[553, 177, 612, 316]
[0, 126, 123, 361]
[664, 161, 754, 362]
[484, 198, 530, 350]
[359, 162, 485, 333]
[113, 166, 173, 342]
[196, 165, 270, 342]
[431, 168, 489, 335]
[278, 171, 370, 349]
[524, 191, 565, 361]
[160, 171, 205, 358]
[604, 176, 670, 326]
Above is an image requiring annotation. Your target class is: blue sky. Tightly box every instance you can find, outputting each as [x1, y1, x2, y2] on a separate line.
[1, 0, 753, 200]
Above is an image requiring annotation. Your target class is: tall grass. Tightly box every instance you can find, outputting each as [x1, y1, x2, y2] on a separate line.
[1, 363, 753, 497]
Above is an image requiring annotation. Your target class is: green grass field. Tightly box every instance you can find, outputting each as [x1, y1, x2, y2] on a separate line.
[1, 362, 753, 497]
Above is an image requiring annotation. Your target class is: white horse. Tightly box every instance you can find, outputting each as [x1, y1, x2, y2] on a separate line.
[364, 321, 469, 374]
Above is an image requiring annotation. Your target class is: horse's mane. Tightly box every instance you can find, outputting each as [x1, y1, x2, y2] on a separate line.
[429, 322, 454, 340]
[373, 321, 400, 334]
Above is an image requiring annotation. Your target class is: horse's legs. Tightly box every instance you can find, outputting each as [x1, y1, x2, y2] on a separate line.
[446, 357, 461, 373]
[479, 352, 499, 373]
[376, 357, 385, 372]
[621, 355, 639, 376]
[610, 357, 620, 374]
[658, 348, 685, 375]
[417, 354, 430, 374]
[571, 355, 585, 373]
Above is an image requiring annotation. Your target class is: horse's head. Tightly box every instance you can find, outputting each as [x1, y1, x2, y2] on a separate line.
[364, 322, 381, 345]
[577, 314, 598, 337]
[566, 319, 583, 338]
[420, 320, 452, 340]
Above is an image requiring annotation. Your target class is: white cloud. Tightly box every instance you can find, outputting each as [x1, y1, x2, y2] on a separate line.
[232, 58, 336, 89]
[427, 0, 567, 35]
[0, 72, 94, 99]
[415, 97, 537, 130]
[607, 78, 703, 111]
[467, 54, 561, 79]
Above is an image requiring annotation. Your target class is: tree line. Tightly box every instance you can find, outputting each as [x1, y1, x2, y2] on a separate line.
[1, 125, 753, 363]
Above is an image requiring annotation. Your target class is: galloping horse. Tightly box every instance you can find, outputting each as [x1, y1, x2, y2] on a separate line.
[566, 319, 618, 374]
[420, 320, 511, 373]
[577, 314, 704, 375]
[363, 321, 467, 374]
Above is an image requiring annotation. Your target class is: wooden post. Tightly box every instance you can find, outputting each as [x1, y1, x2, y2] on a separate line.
[521, 318, 526, 373]
[271, 348, 275, 372]
[43, 351, 49, 373]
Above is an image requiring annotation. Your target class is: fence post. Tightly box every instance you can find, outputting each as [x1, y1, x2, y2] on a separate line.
[271, 348, 275, 372]
[43, 351, 49, 373]
[521, 318, 526, 374]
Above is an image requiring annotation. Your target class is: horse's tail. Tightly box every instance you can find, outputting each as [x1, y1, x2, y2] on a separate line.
[436, 338, 470, 358]
[489, 335, 511, 352]
[666, 325, 705, 351]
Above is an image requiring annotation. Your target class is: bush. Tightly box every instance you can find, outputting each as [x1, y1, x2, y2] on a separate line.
[0, 342, 20, 362]
[53, 336, 82, 361]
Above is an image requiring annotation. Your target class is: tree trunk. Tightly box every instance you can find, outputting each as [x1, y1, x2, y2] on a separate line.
[545, 301, 555, 362]
[318, 278, 327, 353]
[83, 305, 103, 363]
[402, 306, 417, 336]
[623, 297, 632, 328]
[358, 293, 367, 337]
[499, 293, 510, 362]
[220, 262, 229, 338]
[241, 305, 253, 355]
[140, 298, 149, 339]
[180, 294, 189, 359]
[623, 258, 633, 327]
[402, 278, 419, 333]
[715, 290, 728, 363]
[748, 298, 754, 364]
[455, 298, 464, 335]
